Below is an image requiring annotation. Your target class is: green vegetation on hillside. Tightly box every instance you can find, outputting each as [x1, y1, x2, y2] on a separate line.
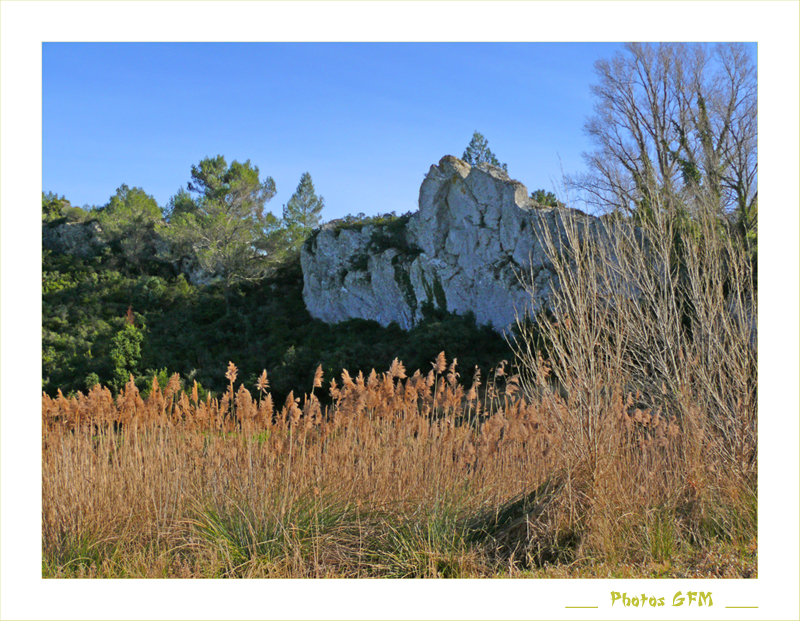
[42, 211, 511, 401]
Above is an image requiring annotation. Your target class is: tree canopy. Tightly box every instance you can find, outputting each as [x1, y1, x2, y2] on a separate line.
[462, 131, 508, 172]
[164, 187, 197, 221]
[97, 184, 163, 271]
[164, 156, 279, 306]
[530, 189, 563, 208]
[283, 172, 325, 252]
[571, 42, 757, 229]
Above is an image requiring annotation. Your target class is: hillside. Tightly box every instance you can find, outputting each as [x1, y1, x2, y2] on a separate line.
[42, 215, 513, 401]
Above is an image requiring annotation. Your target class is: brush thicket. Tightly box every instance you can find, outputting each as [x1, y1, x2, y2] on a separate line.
[511, 182, 756, 565]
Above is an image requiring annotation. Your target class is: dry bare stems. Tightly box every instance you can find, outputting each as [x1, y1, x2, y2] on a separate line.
[512, 182, 756, 562]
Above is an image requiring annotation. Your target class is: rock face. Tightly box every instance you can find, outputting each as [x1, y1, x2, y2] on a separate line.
[302, 156, 593, 333]
[42, 220, 105, 257]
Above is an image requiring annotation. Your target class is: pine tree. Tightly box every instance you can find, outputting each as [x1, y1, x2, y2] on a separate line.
[283, 172, 324, 250]
[165, 156, 277, 309]
[462, 131, 507, 172]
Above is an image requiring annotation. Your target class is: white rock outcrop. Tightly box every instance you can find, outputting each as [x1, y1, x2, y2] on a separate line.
[301, 156, 592, 333]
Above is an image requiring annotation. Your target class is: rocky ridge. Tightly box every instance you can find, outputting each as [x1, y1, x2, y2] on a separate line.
[301, 156, 594, 333]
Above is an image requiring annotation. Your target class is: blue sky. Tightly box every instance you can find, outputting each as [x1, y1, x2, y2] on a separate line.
[43, 42, 624, 220]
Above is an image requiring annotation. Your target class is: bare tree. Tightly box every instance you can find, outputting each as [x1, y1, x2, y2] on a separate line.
[571, 42, 757, 232]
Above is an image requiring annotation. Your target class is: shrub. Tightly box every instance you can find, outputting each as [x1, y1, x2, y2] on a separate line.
[110, 324, 144, 391]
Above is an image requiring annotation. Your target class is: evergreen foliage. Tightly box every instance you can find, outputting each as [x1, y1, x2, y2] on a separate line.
[96, 184, 163, 272]
[42, 192, 72, 222]
[164, 156, 280, 307]
[462, 131, 507, 172]
[164, 187, 197, 221]
[283, 172, 325, 252]
[110, 323, 144, 390]
[529, 189, 563, 208]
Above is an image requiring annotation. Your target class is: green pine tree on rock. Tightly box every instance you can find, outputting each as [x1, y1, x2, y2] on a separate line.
[462, 131, 507, 173]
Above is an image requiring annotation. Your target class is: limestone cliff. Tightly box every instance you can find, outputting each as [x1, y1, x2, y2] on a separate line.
[301, 156, 594, 332]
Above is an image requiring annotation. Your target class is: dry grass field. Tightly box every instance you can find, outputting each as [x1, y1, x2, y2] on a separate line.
[42, 355, 756, 578]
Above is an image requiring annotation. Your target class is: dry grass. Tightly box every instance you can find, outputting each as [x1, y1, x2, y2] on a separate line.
[42, 354, 755, 577]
